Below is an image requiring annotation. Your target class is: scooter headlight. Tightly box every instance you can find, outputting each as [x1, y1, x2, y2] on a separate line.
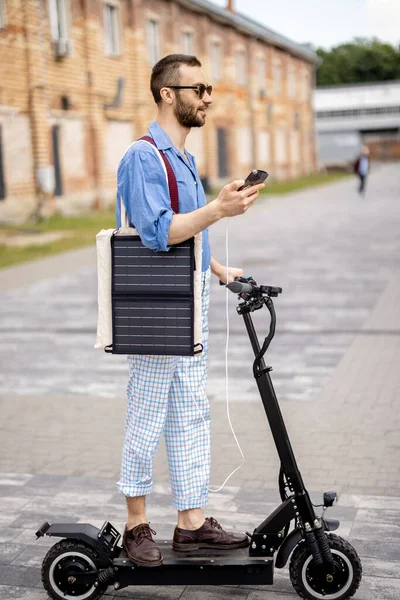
[323, 491, 338, 508]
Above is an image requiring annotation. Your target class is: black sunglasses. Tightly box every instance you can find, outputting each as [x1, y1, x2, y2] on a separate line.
[167, 84, 213, 99]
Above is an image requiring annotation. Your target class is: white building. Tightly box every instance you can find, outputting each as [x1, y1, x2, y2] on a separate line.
[314, 81, 400, 166]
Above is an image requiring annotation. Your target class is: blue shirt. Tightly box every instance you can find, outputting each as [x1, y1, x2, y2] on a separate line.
[116, 121, 211, 272]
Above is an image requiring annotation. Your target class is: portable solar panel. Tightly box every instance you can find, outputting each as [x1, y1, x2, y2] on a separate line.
[110, 234, 195, 356]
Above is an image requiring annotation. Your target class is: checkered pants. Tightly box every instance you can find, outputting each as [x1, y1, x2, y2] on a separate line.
[118, 268, 211, 511]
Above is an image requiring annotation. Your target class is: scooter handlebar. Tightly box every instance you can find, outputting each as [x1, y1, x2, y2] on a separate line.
[226, 280, 254, 295]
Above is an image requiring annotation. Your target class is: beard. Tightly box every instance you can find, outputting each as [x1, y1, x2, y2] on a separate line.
[174, 93, 206, 128]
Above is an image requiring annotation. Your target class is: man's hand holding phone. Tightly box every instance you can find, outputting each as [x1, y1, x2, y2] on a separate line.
[215, 169, 269, 218]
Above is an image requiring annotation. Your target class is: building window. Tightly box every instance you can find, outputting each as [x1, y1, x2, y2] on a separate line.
[273, 62, 281, 96]
[0, 125, 6, 200]
[211, 41, 222, 81]
[0, 0, 7, 29]
[267, 102, 274, 123]
[302, 71, 309, 101]
[275, 127, 287, 165]
[294, 111, 300, 129]
[236, 50, 246, 87]
[48, 0, 70, 41]
[104, 3, 120, 56]
[257, 55, 266, 95]
[288, 66, 296, 98]
[181, 31, 193, 55]
[147, 19, 160, 66]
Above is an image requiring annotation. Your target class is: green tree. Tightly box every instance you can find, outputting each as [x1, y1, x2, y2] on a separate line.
[316, 38, 400, 86]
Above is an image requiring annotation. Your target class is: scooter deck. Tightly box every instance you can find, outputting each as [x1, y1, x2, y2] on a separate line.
[113, 542, 274, 587]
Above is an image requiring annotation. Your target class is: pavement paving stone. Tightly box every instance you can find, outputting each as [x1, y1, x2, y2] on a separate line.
[0, 586, 48, 600]
[1, 165, 400, 598]
[0, 543, 26, 565]
[0, 565, 40, 588]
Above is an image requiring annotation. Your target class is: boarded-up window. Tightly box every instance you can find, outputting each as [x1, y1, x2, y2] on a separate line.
[186, 128, 204, 170]
[290, 131, 300, 164]
[238, 127, 252, 166]
[4, 114, 34, 187]
[105, 121, 134, 173]
[258, 131, 270, 166]
[0, 125, 6, 199]
[275, 127, 287, 165]
[60, 119, 86, 180]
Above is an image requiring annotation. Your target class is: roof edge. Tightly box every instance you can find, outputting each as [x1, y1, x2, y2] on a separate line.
[317, 79, 400, 90]
[176, 0, 321, 65]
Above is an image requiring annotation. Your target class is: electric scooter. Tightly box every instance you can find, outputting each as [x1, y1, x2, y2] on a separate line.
[37, 277, 362, 600]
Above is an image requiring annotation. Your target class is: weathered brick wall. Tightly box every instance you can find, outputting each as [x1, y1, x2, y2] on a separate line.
[0, 0, 317, 222]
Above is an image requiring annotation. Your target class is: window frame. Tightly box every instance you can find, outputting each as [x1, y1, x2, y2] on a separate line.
[257, 54, 266, 94]
[273, 60, 282, 96]
[48, 0, 71, 42]
[181, 30, 194, 55]
[146, 18, 160, 67]
[288, 65, 296, 98]
[0, 0, 7, 30]
[0, 123, 6, 200]
[103, 1, 121, 56]
[210, 39, 222, 81]
[236, 49, 247, 87]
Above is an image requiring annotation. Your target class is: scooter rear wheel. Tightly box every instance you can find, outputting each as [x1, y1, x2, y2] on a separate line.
[42, 539, 108, 600]
[289, 533, 362, 600]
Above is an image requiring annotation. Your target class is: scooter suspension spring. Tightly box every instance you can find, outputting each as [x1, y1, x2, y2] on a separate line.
[98, 566, 114, 585]
[305, 530, 323, 566]
[314, 526, 334, 566]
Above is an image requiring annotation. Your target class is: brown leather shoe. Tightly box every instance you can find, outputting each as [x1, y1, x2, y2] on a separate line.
[122, 523, 163, 567]
[172, 517, 249, 552]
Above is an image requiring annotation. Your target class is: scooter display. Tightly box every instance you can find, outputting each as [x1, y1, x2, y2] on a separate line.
[37, 277, 362, 600]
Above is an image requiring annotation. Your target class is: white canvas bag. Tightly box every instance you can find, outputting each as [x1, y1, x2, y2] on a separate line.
[95, 140, 203, 354]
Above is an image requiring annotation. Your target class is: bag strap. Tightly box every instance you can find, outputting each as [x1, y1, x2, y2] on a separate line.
[140, 135, 179, 214]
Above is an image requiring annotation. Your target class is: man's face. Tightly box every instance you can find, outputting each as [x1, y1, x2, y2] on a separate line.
[173, 65, 213, 128]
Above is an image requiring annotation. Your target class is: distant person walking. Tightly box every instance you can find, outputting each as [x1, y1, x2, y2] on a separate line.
[354, 146, 370, 196]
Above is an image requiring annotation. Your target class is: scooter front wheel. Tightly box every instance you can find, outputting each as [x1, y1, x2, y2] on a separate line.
[41, 539, 108, 600]
[289, 533, 362, 600]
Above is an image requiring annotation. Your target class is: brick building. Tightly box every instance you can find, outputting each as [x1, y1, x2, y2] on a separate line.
[0, 0, 320, 222]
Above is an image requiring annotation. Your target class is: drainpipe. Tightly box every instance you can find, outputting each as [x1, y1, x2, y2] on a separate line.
[83, 0, 101, 209]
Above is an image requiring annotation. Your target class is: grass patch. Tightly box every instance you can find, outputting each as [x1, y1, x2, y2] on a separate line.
[260, 171, 350, 195]
[0, 209, 116, 269]
[0, 172, 350, 270]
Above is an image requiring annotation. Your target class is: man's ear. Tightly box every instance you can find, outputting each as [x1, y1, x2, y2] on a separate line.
[159, 87, 174, 105]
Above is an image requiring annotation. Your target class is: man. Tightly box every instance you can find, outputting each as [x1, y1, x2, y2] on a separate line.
[354, 145, 370, 195]
[116, 54, 265, 567]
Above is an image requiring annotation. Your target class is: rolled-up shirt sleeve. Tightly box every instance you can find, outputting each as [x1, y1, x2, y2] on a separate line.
[117, 147, 174, 252]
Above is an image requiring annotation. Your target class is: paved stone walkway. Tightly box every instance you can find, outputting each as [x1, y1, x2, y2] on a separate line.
[0, 163, 399, 599]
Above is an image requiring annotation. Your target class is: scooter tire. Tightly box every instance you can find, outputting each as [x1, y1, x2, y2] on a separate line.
[42, 539, 108, 600]
[289, 533, 362, 600]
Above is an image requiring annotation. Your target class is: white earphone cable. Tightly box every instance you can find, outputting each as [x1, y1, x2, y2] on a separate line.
[186, 219, 245, 493]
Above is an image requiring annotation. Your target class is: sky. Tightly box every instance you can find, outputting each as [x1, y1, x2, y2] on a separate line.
[209, 0, 400, 49]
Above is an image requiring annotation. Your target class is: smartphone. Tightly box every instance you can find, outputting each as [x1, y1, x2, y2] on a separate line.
[238, 169, 269, 191]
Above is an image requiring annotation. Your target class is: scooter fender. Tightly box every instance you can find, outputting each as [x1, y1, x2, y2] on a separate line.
[274, 518, 340, 569]
[36, 522, 101, 548]
[275, 528, 303, 568]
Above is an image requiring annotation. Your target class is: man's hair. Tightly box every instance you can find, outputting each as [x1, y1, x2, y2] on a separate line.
[150, 54, 202, 104]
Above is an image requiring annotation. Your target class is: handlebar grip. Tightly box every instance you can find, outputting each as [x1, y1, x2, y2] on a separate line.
[227, 280, 253, 295]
